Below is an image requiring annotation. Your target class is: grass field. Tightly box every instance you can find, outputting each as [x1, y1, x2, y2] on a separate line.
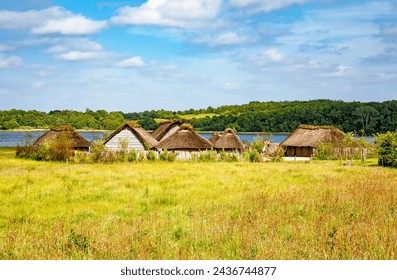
[0, 147, 396, 260]
[178, 113, 219, 120]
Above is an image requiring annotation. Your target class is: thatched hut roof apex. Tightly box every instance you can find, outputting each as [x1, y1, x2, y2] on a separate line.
[208, 132, 220, 145]
[34, 127, 91, 149]
[50, 125, 74, 132]
[213, 128, 245, 151]
[151, 120, 182, 141]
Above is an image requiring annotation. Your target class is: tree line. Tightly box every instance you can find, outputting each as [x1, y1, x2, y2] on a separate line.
[1, 100, 396, 134]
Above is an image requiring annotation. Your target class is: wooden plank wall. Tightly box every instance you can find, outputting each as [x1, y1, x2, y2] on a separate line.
[105, 129, 145, 151]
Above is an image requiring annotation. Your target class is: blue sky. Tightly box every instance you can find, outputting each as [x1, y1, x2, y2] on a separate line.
[0, 0, 396, 112]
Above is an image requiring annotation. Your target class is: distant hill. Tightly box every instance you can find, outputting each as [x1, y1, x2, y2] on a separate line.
[1, 100, 396, 135]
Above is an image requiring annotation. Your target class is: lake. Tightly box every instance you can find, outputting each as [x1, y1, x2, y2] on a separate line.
[0, 131, 288, 147]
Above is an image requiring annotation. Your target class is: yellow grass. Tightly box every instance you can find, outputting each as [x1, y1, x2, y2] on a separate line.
[0, 147, 396, 260]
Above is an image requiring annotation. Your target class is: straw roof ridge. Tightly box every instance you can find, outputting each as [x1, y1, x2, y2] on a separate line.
[298, 124, 342, 131]
[104, 122, 158, 148]
[151, 120, 182, 141]
[156, 125, 213, 150]
[50, 125, 74, 132]
[280, 125, 345, 148]
[213, 128, 245, 151]
[34, 127, 91, 148]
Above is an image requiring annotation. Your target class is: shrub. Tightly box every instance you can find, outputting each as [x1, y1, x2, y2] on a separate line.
[251, 136, 265, 153]
[269, 146, 285, 162]
[116, 138, 129, 162]
[219, 149, 227, 161]
[138, 151, 145, 162]
[199, 149, 217, 162]
[159, 149, 177, 162]
[314, 143, 333, 160]
[49, 131, 73, 161]
[128, 149, 138, 162]
[248, 149, 263, 163]
[147, 150, 156, 161]
[91, 140, 106, 163]
[376, 131, 397, 168]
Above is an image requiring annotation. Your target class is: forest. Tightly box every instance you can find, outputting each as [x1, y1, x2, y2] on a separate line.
[0, 100, 396, 135]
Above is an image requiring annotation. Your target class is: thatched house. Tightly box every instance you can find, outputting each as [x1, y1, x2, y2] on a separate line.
[151, 120, 182, 141]
[262, 141, 279, 157]
[103, 122, 158, 151]
[212, 128, 245, 153]
[208, 132, 220, 145]
[156, 124, 213, 159]
[33, 125, 91, 152]
[280, 125, 345, 157]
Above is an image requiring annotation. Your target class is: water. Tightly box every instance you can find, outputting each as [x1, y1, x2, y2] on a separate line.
[0, 131, 105, 147]
[0, 131, 287, 147]
[0, 131, 373, 147]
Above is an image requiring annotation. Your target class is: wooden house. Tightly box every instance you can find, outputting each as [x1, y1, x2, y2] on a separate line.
[280, 125, 345, 157]
[156, 124, 213, 159]
[151, 120, 182, 141]
[103, 122, 158, 151]
[33, 125, 91, 152]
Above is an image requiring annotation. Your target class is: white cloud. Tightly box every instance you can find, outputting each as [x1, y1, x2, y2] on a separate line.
[56, 51, 104, 61]
[262, 48, 285, 62]
[32, 81, 45, 88]
[229, 0, 309, 13]
[224, 82, 241, 89]
[32, 15, 107, 35]
[0, 6, 106, 35]
[0, 54, 22, 69]
[111, 0, 222, 28]
[46, 38, 110, 62]
[192, 31, 254, 47]
[115, 56, 145, 67]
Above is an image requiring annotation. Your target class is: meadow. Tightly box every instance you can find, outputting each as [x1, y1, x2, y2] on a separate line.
[0, 147, 396, 260]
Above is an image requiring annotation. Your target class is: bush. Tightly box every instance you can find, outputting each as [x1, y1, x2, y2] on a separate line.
[248, 149, 263, 163]
[269, 146, 285, 162]
[147, 150, 156, 161]
[49, 132, 73, 161]
[159, 149, 177, 162]
[376, 131, 397, 168]
[128, 149, 138, 162]
[91, 140, 105, 163]
[199, 149, 217, 162]
[251, 136, 265, 153]
[314, 142, 333, 160]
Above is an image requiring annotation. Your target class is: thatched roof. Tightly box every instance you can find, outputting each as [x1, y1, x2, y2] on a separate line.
[33, 125, 91, 148]
[213, 128, 245, 151]
[208, 132, 220, 144]
[151, 120, 182, 141]
[280, 125, 345, 148]
[156, 124, 213, 150]
[104, 122, 158, 148]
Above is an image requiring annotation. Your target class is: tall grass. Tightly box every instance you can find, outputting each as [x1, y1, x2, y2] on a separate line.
[0, 147, 396, 259]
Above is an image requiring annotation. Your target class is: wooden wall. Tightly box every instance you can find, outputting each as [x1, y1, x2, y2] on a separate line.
[105, 129, 144, 151]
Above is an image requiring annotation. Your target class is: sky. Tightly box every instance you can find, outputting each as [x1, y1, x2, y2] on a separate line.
[0, 0, 396, 112]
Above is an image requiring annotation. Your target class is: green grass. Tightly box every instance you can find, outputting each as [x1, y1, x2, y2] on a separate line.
[178, 113, 219, 120]
[0, 147, 396, 259]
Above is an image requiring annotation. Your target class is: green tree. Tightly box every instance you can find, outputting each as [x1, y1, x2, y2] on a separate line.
[353, 106, 378, 135]
[376, 131, 397, 168]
